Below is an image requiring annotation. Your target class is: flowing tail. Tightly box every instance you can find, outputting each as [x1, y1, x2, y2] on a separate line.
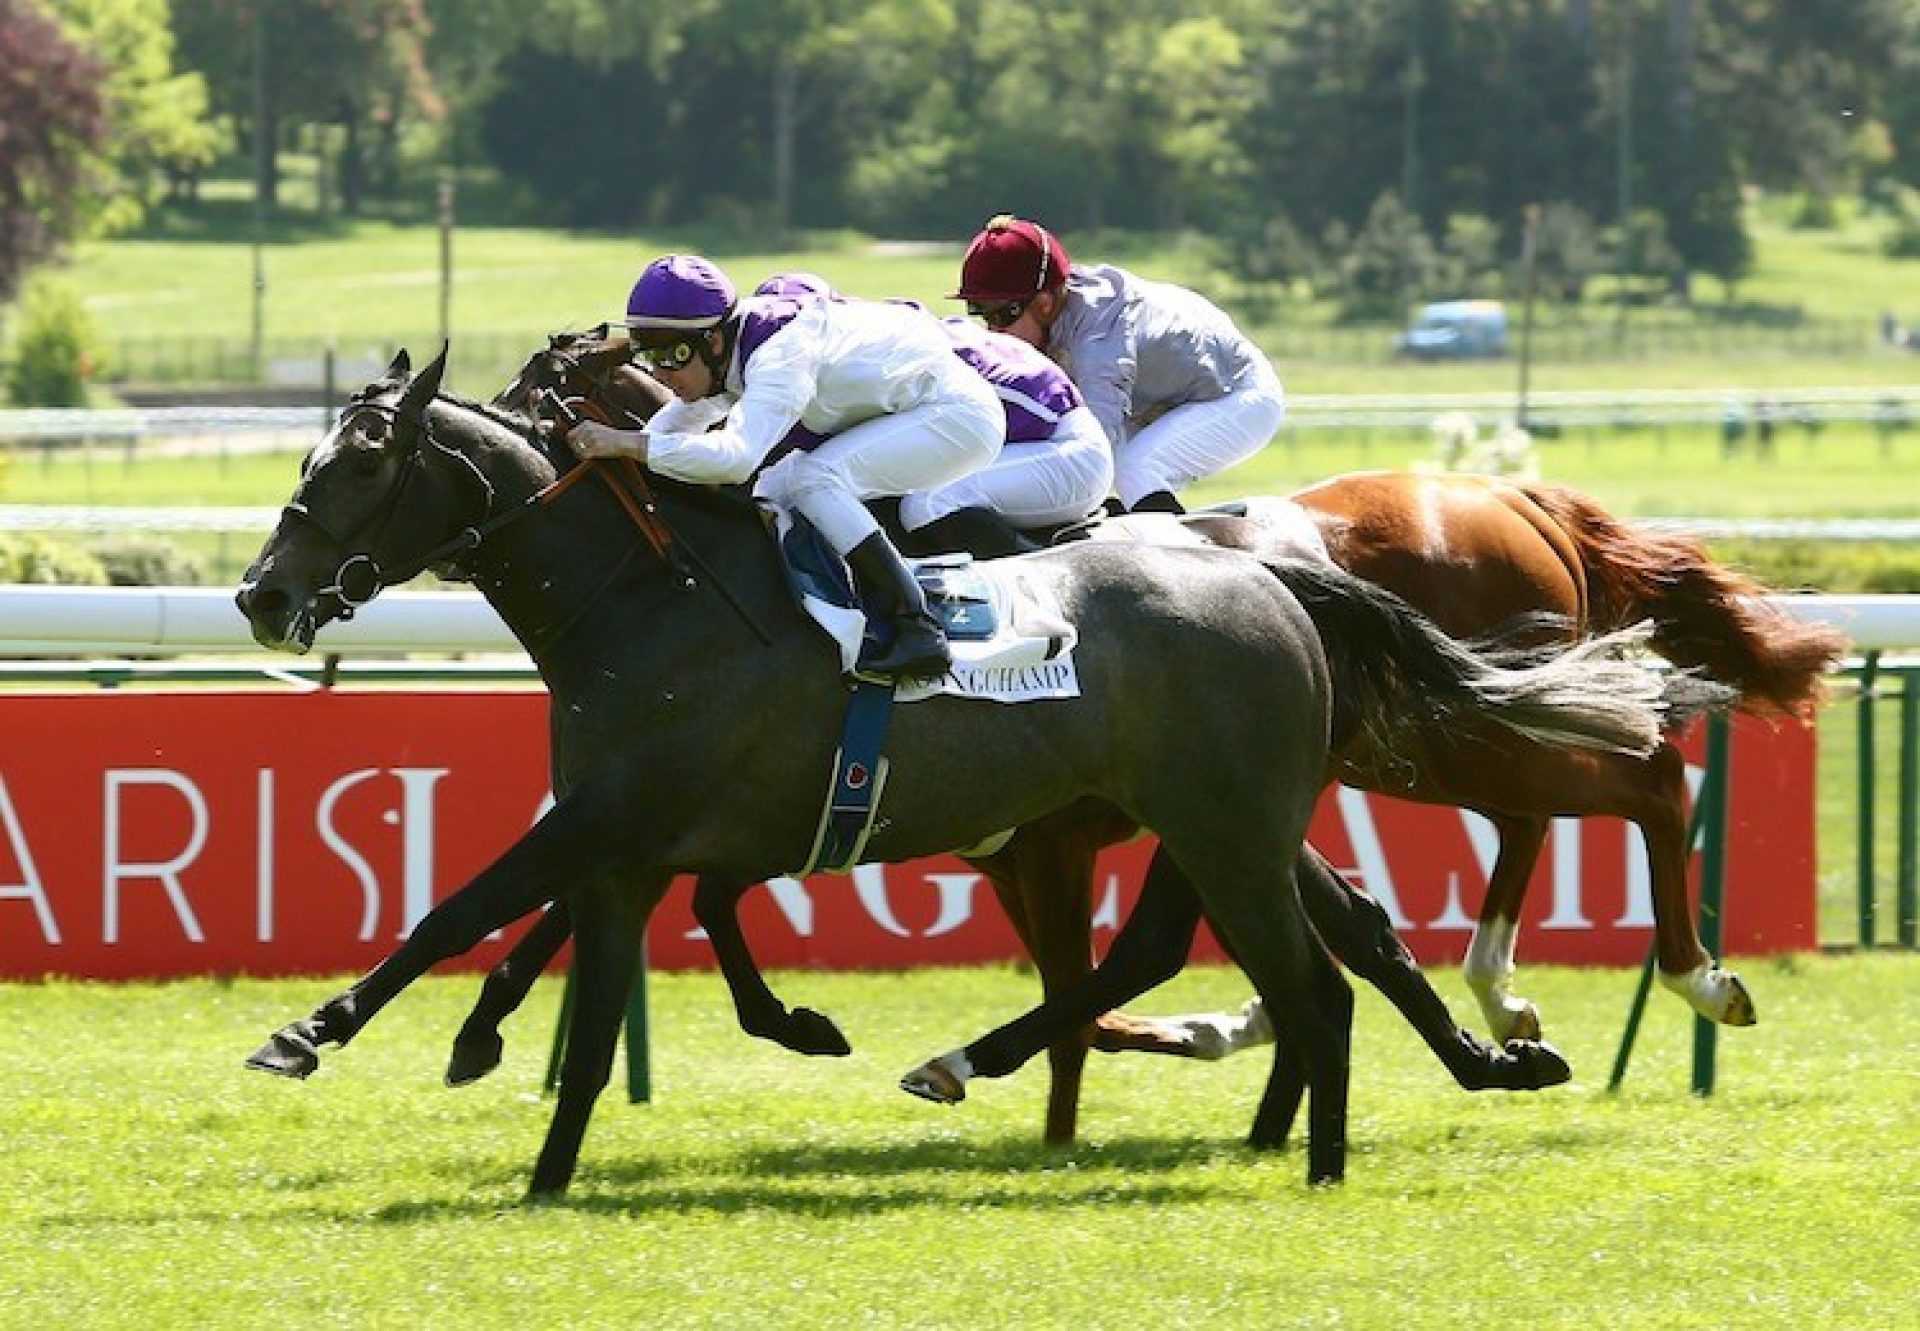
[1263, 557, 1729, 758]
[1518, 482, 1847, 719]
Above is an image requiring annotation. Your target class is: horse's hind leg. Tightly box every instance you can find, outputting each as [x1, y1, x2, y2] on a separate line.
[975, 830, 1100, 1145]
[1159, 822, 1351, 1185]
[901, 846, 1205, 1109]
[1296, 848, 1570, 1091]
[529, 877, 664, 1198]
[1629, 744, 1754, 1025]
[446, 901, 573, 1087]
[1465, 745, 1754, 1030]
[692, 874, 852, 1056]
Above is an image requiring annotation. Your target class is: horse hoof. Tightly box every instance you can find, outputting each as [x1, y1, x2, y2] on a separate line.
[245, 1027, 319, 1079]
[1502, 1038, 1573, 1089]
[1720, 974, 1757, 1027]
[900, 1056, 967, 1105]
[445, 1032, 505, 1087]
[785, 1008, 853, 1057]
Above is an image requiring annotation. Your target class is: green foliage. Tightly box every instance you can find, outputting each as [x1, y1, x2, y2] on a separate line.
[0, 531, 107, 584]
[1530, 202, 1604, 303]
[1331, 192, 1437, 320]
[84, 533, 205, 586]
[4, 277, 106, 408]
[41, 0, 225, 234]
[1708, 539, 1920, 594]
[1883, 187, 1920, 259]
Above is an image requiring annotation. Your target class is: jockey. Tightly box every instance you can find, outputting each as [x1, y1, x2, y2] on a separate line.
[566, 253, 1002, 681]
[753, 271, 835, 299]
[901, 317, 1112, 557]
[951, 214, 1286, 514]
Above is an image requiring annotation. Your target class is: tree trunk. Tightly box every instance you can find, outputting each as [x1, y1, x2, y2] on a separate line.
[340, 109, 364, 217]
[771, 53, 799, 240]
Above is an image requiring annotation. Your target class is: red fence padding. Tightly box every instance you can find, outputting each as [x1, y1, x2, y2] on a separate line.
[0, 693, 1813, 980]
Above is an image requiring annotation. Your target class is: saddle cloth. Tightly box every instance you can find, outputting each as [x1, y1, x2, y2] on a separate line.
[774, 509, 1081, 703]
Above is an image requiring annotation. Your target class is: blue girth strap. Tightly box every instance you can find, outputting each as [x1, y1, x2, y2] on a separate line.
[799, 677, 898, 875]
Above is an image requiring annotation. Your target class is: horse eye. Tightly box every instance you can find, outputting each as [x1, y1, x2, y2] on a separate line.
[361, 416, 391, 444]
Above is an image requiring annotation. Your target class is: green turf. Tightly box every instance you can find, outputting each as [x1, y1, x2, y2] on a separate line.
[0, 958, 1914, 1328]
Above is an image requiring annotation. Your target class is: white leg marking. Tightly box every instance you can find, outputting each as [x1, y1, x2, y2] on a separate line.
[1464, 917, 1539, 1042]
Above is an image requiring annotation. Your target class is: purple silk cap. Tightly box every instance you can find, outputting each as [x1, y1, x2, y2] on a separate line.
[625, 254, 737, 330]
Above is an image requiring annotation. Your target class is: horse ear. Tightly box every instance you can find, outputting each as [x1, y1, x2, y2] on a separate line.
[398, 342, 449, 421]
[385, 348, 411, 380]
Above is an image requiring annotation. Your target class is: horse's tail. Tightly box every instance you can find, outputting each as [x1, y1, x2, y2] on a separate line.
[1263, 557, 1728, 758]
[1518, 482, 1846, 719]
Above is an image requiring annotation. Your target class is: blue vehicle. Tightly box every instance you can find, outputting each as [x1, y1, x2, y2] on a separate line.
[1395, 300, 1509, 360]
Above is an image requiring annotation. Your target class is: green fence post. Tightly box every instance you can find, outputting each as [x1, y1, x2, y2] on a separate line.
[1691, 714, 1731, 1097]
[1899, 670, 1918, 948]
[1859, 652, 1881, 948]
[543, 963, 577, 1095]
[542, 945, 651, 1103]
[625, 944, 651, 1104]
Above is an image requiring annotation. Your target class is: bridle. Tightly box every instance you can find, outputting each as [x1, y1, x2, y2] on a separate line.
[281, 397, 509, 616]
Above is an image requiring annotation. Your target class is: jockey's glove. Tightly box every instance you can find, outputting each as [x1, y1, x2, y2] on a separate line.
[568, 419, 650, 462]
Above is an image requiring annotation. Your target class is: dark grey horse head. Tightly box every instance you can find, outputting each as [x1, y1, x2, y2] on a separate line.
[236, 345, 467, 651]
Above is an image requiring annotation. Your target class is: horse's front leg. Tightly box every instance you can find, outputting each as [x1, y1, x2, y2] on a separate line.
[245, 792, 618, 1079]
[1296, 847, 1570, 1092]
[530, 875, 667, 1198]
[692, 873, 851, 1056]
[445, 901, 574, 1087]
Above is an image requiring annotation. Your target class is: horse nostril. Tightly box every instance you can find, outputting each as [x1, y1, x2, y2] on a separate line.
[236, 581, 289, 619]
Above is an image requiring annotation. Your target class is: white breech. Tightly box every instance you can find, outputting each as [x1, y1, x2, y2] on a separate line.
[757, 372, 1003, 554]
[1113, 360, 1286, 508]
[898, 406, 1113, 532]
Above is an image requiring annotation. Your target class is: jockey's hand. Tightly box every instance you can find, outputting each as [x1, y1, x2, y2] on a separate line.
[568, 419, 649, 462]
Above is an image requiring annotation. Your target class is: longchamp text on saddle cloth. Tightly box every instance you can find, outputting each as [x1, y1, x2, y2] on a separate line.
[773, 509, 1081, 704]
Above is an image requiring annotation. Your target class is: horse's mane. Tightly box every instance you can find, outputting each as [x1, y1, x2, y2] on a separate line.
[431, 384, 763, 527]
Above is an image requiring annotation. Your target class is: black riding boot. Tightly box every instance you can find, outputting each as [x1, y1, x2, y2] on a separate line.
[844, 532, 952, 681]
[1128, 490, 1187, 515]
[907, 506, 1042, 560]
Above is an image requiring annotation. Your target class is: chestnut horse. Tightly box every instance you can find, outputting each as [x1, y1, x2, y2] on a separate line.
[478, 333, 1837, 1137]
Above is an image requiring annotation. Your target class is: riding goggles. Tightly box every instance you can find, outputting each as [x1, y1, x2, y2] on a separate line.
[633, 337, 700, 372]
[967, 299, 1029, 330]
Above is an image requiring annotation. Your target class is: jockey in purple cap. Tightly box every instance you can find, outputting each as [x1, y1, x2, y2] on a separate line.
[565, 252, 1002, 681]
[892, 317, 1112, 558]
[753, 271, 835, 300]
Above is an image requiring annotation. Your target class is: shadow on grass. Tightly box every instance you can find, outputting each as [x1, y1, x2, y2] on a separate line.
[361, 1133, 1279, 1222]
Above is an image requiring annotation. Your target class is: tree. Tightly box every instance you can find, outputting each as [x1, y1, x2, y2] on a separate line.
[40, 0, 224, 225]
[172, 0, 438, 211]
[0, 0, 107, 304]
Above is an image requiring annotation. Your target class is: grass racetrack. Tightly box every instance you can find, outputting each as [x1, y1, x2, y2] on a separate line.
[2, 956, 1917, 1328]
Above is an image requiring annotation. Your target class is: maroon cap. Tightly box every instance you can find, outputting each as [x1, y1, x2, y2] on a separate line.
[951, 214, 1071, 302]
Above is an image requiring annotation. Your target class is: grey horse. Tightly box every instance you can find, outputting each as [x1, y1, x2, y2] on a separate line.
[235, 347, 1681, 1196]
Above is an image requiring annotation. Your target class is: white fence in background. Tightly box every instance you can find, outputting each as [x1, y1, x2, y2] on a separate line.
[7, 506, 1920, 544]
[5, 385, 1919, 442]
[0, 585, 1916, 658]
